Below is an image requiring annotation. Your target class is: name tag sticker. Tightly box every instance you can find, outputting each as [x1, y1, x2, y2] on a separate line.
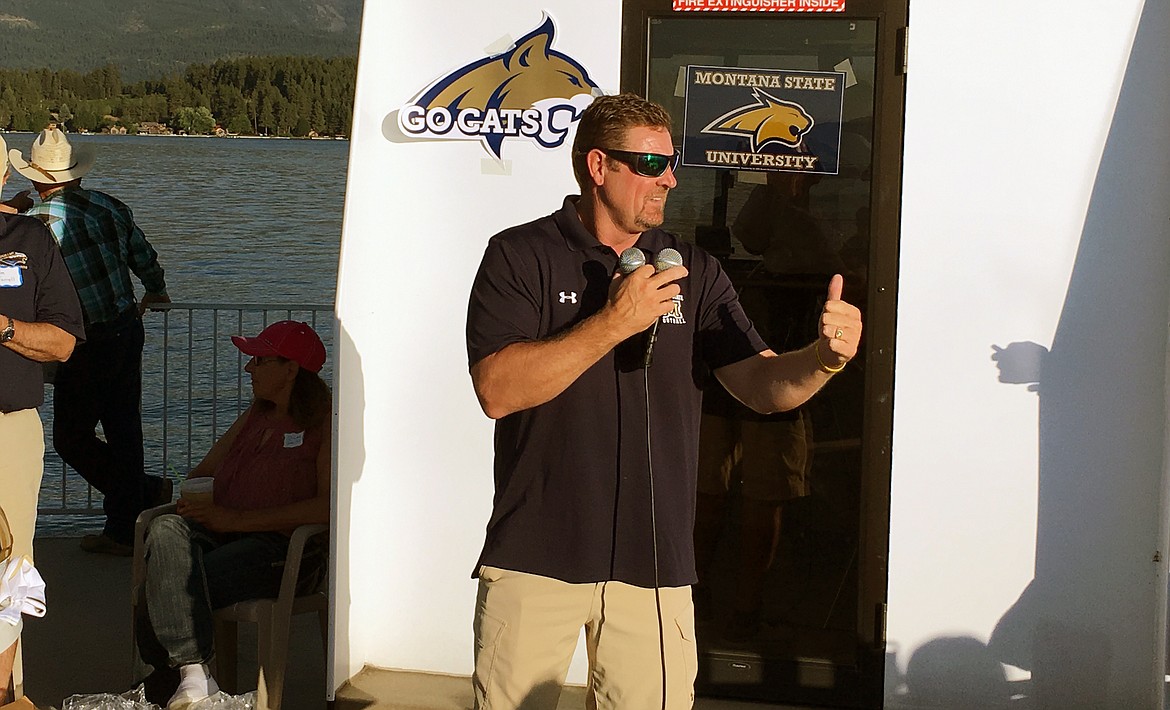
[283, 431, 305, 448]
[0, 266, 23, 288]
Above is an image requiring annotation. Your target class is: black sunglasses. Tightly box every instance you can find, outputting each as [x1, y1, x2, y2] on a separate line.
[596, 147, 682, 177]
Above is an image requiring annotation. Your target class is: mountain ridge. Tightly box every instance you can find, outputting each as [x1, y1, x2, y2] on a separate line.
[0, 0, 362, 81]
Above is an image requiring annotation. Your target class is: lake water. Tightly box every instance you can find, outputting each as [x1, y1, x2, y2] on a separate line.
[1, 133, 350, 535]
[3, 132, 349, 306]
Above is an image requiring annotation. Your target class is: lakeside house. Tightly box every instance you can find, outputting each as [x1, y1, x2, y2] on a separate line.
[136, 121, 172, 135]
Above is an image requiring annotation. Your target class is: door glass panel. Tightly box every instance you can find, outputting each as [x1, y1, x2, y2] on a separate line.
[646, 15, 878, 704]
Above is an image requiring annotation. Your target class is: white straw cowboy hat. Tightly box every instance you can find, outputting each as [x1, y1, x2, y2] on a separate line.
[7, 127, 96, 184]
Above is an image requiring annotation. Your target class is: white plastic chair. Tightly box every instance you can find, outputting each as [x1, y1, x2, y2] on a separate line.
[132, 504, 328, 710]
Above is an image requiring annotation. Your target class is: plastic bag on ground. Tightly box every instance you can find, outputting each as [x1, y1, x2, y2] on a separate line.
[189, 691, 256, 710]
[57, 687, 257, 710]
[60, 686, 155, 710]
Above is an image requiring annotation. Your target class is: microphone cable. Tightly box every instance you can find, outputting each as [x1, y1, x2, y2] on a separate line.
[618, 245, 682, 710]
[643, 362, 669, 710]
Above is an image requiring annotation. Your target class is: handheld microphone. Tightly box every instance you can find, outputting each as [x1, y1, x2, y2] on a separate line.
[618, 247, 646, 275]
[643, 248, 684, 368]
[654, 248, 683, 275]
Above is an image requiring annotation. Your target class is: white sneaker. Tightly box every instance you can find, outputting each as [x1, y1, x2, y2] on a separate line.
[166, 664, 221, 710]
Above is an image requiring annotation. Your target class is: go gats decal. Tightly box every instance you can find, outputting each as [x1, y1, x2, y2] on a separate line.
[397, 14, 600, 160]
[682, 65, 846, 174]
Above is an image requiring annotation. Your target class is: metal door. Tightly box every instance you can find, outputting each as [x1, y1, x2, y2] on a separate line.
[622, 2, 908, 706]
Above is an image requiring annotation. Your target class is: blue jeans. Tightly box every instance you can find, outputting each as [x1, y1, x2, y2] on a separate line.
[135, 514, 325, 674]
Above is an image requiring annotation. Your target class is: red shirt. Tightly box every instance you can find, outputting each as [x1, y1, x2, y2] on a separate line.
[213, 407, 322, 511]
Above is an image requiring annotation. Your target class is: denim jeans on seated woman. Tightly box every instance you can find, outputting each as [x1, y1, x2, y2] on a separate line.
[133, 513, 326, 680]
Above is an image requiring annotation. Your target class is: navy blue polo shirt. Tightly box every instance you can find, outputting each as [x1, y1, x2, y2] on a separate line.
[0, 213, 85, 412]
[466, 196, 766, 588]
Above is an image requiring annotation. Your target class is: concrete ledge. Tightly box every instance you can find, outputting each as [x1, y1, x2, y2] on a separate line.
[333, 667, 803, 709]
[334, 668, 585, 710]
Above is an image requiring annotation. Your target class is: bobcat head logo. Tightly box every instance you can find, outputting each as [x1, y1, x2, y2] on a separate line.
[0, 251, 29, 269]
[398, 14, 600, 159]
[702, 88, 814, 152]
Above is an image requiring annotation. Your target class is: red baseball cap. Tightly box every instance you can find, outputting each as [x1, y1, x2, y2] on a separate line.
[231, 320, 326, 373]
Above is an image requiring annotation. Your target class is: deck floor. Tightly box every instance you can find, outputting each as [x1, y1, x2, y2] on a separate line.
[336, 667, 818, 710]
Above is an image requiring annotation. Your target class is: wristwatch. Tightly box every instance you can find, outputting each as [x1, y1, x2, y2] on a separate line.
[0, 316, 13, 343]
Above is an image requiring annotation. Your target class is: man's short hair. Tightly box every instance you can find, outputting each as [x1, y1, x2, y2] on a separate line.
[571, 93, 673, 192]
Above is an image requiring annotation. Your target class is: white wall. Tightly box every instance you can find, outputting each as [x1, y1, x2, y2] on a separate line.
[333, 0, 620, 689]
[889, 0, 1170, 707]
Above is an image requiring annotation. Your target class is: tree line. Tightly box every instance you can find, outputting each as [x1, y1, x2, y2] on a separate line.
[0, 56, 356, 137]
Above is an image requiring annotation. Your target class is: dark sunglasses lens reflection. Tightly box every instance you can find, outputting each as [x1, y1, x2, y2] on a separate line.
[601, 148, 681, 177]
[634, 150, 681, 177]
[637, 154, 668, 176]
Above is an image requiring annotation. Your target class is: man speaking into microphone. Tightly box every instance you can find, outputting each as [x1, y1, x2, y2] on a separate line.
[465, 93, 862, 710]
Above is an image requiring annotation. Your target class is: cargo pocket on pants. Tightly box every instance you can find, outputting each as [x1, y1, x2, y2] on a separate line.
[473, 606, 508, 707]
[674, 610, 698, 706]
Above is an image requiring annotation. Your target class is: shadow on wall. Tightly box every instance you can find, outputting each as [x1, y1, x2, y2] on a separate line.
[885, 636, 1013, 710]
[888, 1, 1170, 707]
[989, 0, 1170, 706]
[332, 321, 366, 694]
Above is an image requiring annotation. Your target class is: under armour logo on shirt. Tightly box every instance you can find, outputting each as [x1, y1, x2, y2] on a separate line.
[559, 291, 578, 304]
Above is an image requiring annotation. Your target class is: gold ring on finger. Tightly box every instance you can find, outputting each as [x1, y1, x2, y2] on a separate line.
[834, 328, 844, 339]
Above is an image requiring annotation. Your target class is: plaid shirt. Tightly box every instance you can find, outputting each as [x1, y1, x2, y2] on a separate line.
[25, 186, 167, 327]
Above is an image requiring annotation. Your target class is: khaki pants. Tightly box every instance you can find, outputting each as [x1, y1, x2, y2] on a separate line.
[474, 566, 697, 710]
[0, 408, 44, 698]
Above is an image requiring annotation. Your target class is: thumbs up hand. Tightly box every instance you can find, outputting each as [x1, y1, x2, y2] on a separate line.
[818, 274, 862, 372]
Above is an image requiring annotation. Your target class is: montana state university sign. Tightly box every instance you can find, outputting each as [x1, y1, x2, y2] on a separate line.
[396, 14, 599, 160]
[682, 65, 846, 174]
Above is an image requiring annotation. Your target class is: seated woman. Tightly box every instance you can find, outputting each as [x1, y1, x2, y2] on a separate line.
[135, 320, 331, 709]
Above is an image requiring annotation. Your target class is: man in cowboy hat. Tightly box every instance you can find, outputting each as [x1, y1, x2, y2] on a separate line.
[0, 134, 84, 700]
[9, 126, 173, 557]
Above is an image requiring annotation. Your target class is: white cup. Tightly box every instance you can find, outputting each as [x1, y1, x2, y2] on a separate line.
[180, 477, 215, 505]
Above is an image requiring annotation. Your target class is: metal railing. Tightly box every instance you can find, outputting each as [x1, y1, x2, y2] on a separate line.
[37, 302, 334, 518]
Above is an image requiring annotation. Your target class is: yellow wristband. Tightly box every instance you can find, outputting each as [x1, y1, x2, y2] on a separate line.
[816, 341, 846, 374]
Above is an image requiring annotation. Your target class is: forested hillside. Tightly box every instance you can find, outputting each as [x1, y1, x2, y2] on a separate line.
[0, 57, 356, 136]
[0, 0, 361, 81]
